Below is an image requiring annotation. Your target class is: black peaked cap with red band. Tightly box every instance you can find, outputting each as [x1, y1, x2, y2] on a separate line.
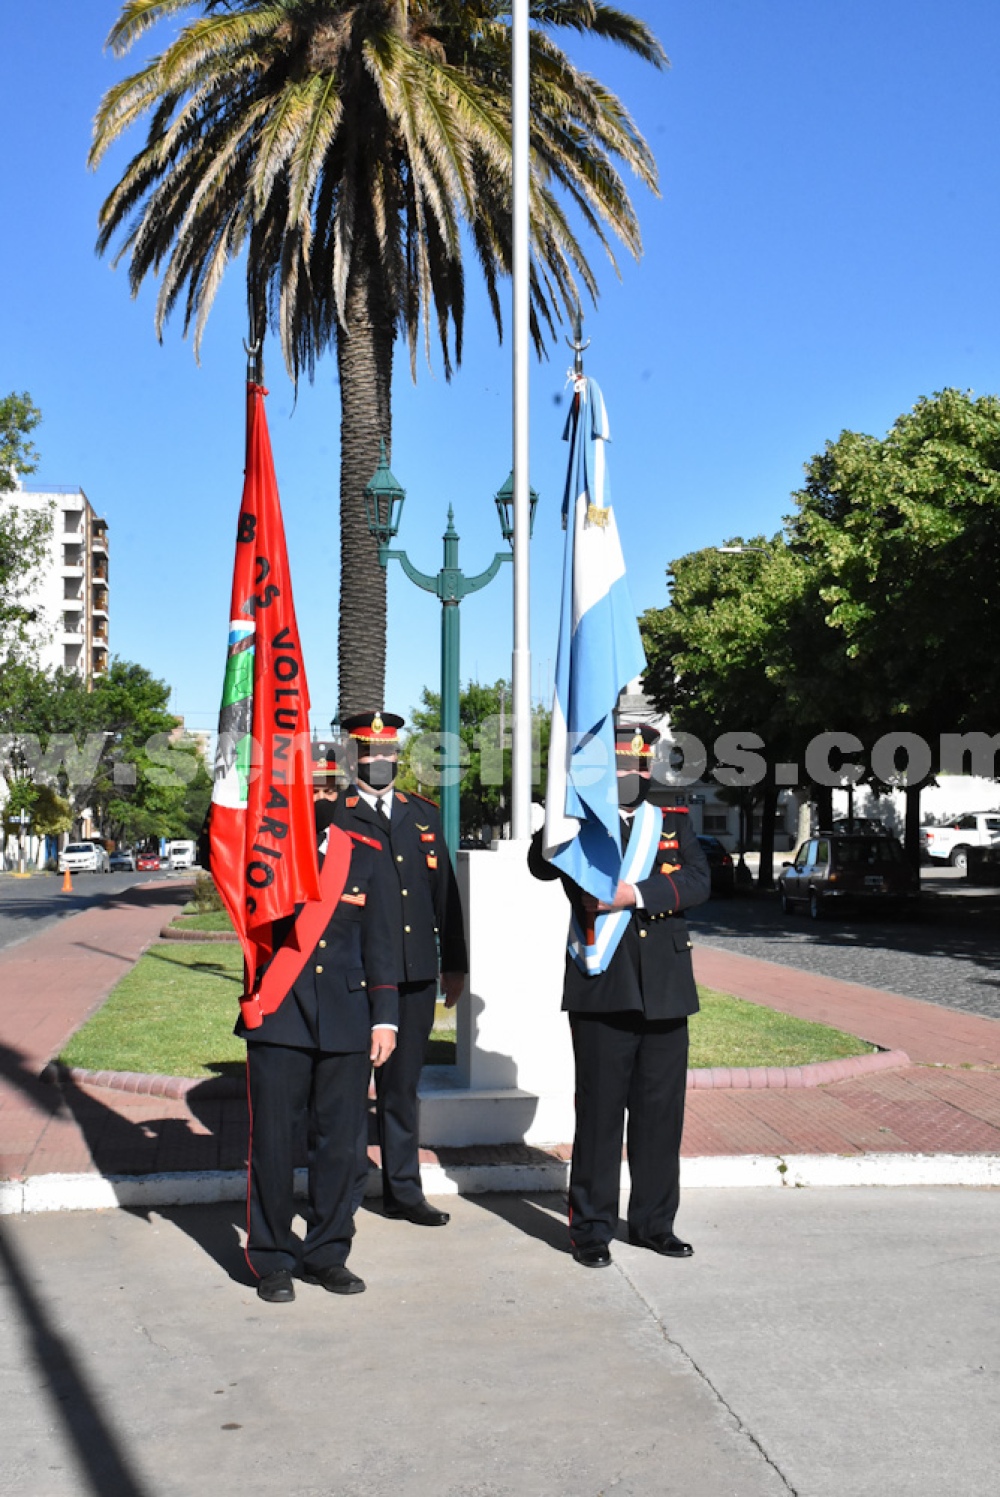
[340, 710, 404, 749]
[614, 722, 659, 762]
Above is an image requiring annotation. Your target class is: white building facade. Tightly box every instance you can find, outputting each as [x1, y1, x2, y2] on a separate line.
[7, 484, 109, 681]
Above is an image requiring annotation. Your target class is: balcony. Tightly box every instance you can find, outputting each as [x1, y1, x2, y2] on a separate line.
[92, 592, 109, 615]
[90, 529, 108, 554]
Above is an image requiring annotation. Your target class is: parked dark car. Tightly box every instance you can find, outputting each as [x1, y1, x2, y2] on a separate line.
[778, 832, 919, 919]
[696, 835, 735, 896]
[965, 844, 1000, 885]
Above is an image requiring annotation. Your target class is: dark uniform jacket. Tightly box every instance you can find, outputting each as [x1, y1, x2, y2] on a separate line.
[236, 832, 400, 1053]
[330, 787, 468, 983]
[528, 807, 711, 1019]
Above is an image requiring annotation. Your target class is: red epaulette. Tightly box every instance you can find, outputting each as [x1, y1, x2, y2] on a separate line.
[346, 795, 359, 807]
[394, 792, 408, 803]
[348, 830, 383, 850]
[411, 791, 440, 808]
[660, 806, 689, 815]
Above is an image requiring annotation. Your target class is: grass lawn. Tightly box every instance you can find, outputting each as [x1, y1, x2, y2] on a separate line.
[691, 986, 868, 1068]
[60, 948, 871, 1079]
[172, 911, 236, 933]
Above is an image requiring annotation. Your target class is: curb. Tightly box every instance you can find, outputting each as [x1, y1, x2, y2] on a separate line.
[3, 1151, 999, 1215]
[158, 926, 239, 942]
[43, 1047, 911, 1102]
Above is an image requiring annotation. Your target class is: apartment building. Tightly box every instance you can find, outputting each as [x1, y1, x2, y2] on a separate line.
[7, 484, 109, 682]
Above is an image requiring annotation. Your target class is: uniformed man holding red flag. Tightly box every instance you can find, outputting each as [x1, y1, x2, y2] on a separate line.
[238, 799, 401, 1303]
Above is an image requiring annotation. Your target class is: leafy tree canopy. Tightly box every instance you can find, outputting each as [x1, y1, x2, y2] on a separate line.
[788, 387, 1000, 736]
[0, 391, 51, 665]
[0, 658, 211, 842]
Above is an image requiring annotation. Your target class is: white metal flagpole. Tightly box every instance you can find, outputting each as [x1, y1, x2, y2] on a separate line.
[511, 0, 532, 840]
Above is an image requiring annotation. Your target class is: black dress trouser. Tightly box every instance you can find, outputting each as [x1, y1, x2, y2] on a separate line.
[568, 1010, 689, 1248]
[246, 1042, 369, 1277]
[355, 980, 437, 1210]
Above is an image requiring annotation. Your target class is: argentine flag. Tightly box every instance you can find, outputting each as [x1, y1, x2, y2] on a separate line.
[543, 375, 647, 902]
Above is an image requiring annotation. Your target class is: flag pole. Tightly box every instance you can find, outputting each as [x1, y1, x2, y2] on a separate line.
[511, 0, 532, 840]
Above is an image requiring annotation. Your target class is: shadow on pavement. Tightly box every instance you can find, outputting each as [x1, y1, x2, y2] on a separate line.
[0, 1218, 153, 1496]
[463, 1189, 571, 1256]
[690, 889, 1000, 989]
[0, 1040, 249, 1281]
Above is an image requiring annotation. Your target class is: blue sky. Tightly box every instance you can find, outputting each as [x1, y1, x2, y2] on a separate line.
[4, 1, 1000, 738]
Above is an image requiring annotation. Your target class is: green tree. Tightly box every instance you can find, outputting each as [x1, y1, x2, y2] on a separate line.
[0, 392, 51, 664]
[787, 389, 1000, 857]
[0, 658, 205, 844]
[403, 677, 549, 838]
[90, 0, 666, 717]
[640, 538, 802, 887]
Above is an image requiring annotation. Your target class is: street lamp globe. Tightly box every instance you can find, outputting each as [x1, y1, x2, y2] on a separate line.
[364, 440, 406, 547]
[493, 470, 539, 546]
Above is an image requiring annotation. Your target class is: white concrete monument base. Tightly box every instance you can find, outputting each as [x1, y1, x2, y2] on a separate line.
[417, 840, 576, 1147]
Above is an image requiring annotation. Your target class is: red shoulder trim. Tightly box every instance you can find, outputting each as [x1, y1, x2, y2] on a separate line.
[346, 795, 359, 807]
[660, 806, 689, 815]
[394, 791, 408, 803]
[411, 791, 440, 808]
[348, 830, 383, 850]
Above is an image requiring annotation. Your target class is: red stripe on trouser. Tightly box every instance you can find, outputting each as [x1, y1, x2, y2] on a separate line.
[244, 1056, 259, 1279]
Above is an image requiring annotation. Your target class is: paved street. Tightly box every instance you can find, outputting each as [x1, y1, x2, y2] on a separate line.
[0, 872, 189, 955]
[690, 872, 1000, 1021]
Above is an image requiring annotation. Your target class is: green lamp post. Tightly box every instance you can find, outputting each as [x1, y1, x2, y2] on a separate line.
[365, 444, 538, 859]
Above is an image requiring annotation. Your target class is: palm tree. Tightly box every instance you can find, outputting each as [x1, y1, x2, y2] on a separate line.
[91, 0, 666, 717]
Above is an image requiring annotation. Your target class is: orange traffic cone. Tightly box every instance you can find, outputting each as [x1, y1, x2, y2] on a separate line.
[61, 867, 73, 893]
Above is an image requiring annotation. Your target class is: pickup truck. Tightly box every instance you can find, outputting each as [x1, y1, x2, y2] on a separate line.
[919, 812, 1000, 872]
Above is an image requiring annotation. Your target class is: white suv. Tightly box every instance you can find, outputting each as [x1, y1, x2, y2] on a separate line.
[59, 841, 110, 874]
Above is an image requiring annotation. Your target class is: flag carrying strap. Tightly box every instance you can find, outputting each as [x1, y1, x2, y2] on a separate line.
[567, 801, 660, 976]
[239, 827, 353, 1030]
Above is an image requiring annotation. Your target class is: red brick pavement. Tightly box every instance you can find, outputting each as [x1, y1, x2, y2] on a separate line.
[2, 889, 1000, 1183]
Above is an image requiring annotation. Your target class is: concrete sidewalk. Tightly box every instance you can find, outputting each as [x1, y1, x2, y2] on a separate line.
[2, 883, 1000, 1211]
[2, 1188, 998, 1497]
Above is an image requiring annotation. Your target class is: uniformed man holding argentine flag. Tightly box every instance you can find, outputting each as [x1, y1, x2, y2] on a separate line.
[529, 373, 711, 1269]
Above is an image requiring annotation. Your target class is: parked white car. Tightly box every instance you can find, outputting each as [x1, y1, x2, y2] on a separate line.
[59, 841, 110, 874]
[920, 812, 1000, 872]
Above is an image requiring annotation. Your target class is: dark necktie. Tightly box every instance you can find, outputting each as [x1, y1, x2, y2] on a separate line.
[376, 796, 391, 826]
[621, 813, 633, 849]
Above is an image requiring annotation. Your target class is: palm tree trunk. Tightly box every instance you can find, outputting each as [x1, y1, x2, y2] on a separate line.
[336, 240, 394, 720]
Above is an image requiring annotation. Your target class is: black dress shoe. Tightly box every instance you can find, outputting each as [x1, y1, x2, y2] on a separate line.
[571, 1242, 612, 1268]
[384, 1201, 450, 1227]
[627, 1229, 693, 1258]
[300, 1263, 366, 1294]
[256, 1269, 295, 1303]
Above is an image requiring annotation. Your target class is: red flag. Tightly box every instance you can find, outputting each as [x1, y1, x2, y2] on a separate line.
[210, 383, 321, 1026]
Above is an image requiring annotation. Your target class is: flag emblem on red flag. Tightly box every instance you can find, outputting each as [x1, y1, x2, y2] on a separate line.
[210, 383, 321, 1024]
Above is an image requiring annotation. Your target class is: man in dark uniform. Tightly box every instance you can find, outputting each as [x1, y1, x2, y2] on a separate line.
[333, 711, 468, 1227]
[238, 798, 400, 1303]
[529, 723, 711, 1268]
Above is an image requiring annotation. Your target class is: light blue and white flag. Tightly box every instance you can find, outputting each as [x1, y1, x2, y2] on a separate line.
[543, 375, 647, 907]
